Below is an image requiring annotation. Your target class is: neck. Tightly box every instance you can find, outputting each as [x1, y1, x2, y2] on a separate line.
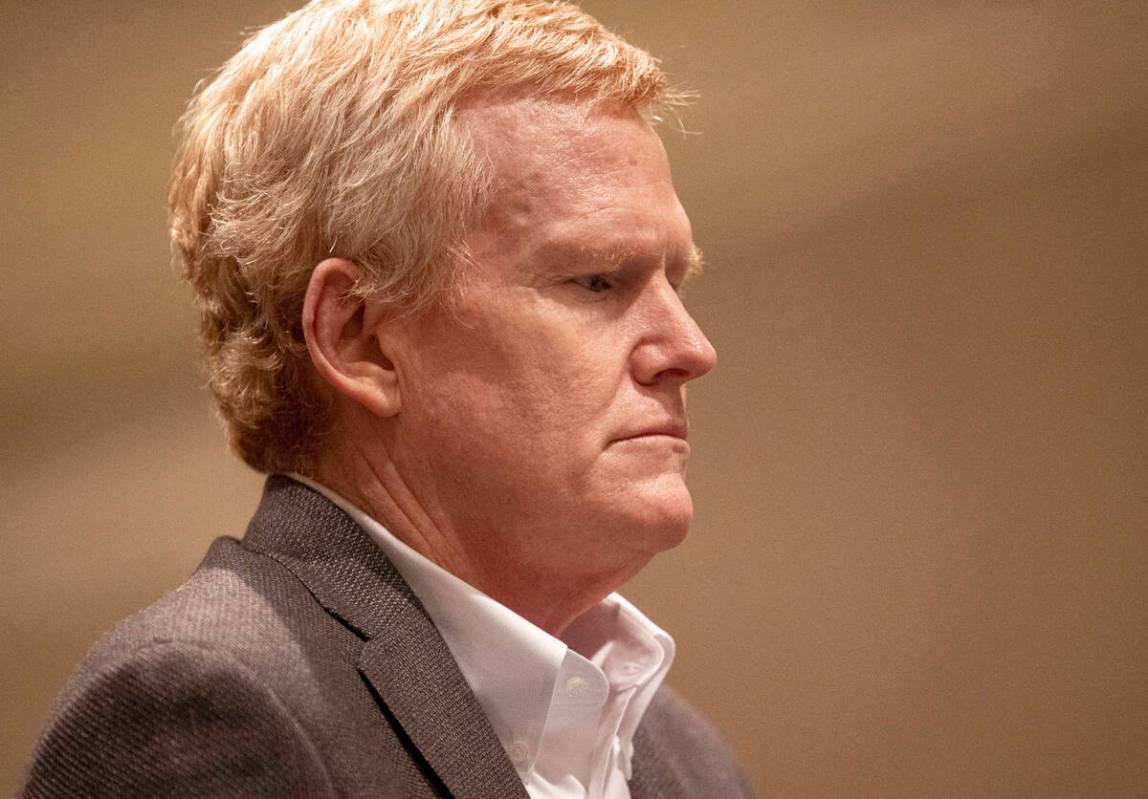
[309, 432, 640, 637]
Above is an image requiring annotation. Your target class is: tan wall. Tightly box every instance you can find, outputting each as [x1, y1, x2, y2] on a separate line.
[3, 2, 1146, 796]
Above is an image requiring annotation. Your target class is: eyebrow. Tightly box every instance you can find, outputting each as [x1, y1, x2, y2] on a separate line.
[529, 241, 706, 281]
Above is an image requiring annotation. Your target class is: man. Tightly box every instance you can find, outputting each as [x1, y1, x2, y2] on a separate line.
[22, 1, 750, 797]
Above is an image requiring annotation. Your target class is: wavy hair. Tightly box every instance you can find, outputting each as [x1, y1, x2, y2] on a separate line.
[168, 0, 686, 474]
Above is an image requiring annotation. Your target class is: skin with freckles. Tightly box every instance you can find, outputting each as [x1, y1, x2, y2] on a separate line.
[306, 97, 716, 635]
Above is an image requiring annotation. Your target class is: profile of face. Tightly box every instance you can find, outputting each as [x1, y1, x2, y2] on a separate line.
[382, 97, 716, 597]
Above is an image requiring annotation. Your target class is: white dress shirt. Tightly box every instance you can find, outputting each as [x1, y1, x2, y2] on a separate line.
[289, 475, 675, 799]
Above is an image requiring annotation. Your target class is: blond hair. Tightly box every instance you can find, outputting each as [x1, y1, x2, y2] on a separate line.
[169, 0, 685, 474]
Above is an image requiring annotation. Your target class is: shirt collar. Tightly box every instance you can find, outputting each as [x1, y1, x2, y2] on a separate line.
[288, 474, 674, 788]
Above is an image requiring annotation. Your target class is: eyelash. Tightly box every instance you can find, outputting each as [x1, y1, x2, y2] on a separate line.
[572, 274, 614, 293]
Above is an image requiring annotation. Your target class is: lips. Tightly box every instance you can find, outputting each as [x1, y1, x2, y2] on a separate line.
[614, 421, 689, 443]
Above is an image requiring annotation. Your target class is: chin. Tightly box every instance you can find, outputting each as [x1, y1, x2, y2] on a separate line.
[616, 477, 694, 554]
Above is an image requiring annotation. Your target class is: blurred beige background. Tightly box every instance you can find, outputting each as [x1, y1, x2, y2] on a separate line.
[3, 1, 1146, 796]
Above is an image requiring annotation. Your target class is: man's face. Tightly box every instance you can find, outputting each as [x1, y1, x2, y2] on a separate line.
[383, 97, 716, 590]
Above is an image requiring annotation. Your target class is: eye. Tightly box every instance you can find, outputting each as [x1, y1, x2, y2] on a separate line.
[572, 273, 613, 293]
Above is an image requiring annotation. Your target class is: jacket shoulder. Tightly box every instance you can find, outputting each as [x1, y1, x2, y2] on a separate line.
[632, 684, 756, 798]
[21, 537, 348, 798]
[21, 637, 336, 798]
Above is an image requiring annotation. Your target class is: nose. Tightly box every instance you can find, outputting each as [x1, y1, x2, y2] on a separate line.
[631, 283, 717, 386]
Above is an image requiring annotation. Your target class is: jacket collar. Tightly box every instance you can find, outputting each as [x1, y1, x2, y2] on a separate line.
[242, 475, 527, 799]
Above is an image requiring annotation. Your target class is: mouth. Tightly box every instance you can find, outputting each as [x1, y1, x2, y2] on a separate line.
[613, 422, 689, 444]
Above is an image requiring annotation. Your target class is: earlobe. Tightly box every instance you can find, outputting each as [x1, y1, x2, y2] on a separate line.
[303, 258, 402, 418]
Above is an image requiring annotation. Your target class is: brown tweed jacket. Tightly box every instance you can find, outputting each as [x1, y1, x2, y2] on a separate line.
[21, 476, 753, 798]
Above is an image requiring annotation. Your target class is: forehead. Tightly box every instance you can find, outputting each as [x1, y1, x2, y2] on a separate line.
[460, 94, 661, 161]
[457, 95, 691, 267]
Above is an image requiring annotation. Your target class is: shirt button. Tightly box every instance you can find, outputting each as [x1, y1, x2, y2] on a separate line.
[508, 741, 529, 766]
[565, 675, 590, 698]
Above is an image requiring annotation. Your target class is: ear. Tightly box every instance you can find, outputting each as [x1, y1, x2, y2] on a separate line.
[302, 258, 401, 417]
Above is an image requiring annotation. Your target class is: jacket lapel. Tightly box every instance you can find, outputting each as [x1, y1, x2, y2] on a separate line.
[242, 476, 527, 799]
[358, 612, 527, 798]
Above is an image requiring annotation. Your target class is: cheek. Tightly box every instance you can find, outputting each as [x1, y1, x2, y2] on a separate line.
[401, 299, 630, 463]
[429, 367, 609, 452]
